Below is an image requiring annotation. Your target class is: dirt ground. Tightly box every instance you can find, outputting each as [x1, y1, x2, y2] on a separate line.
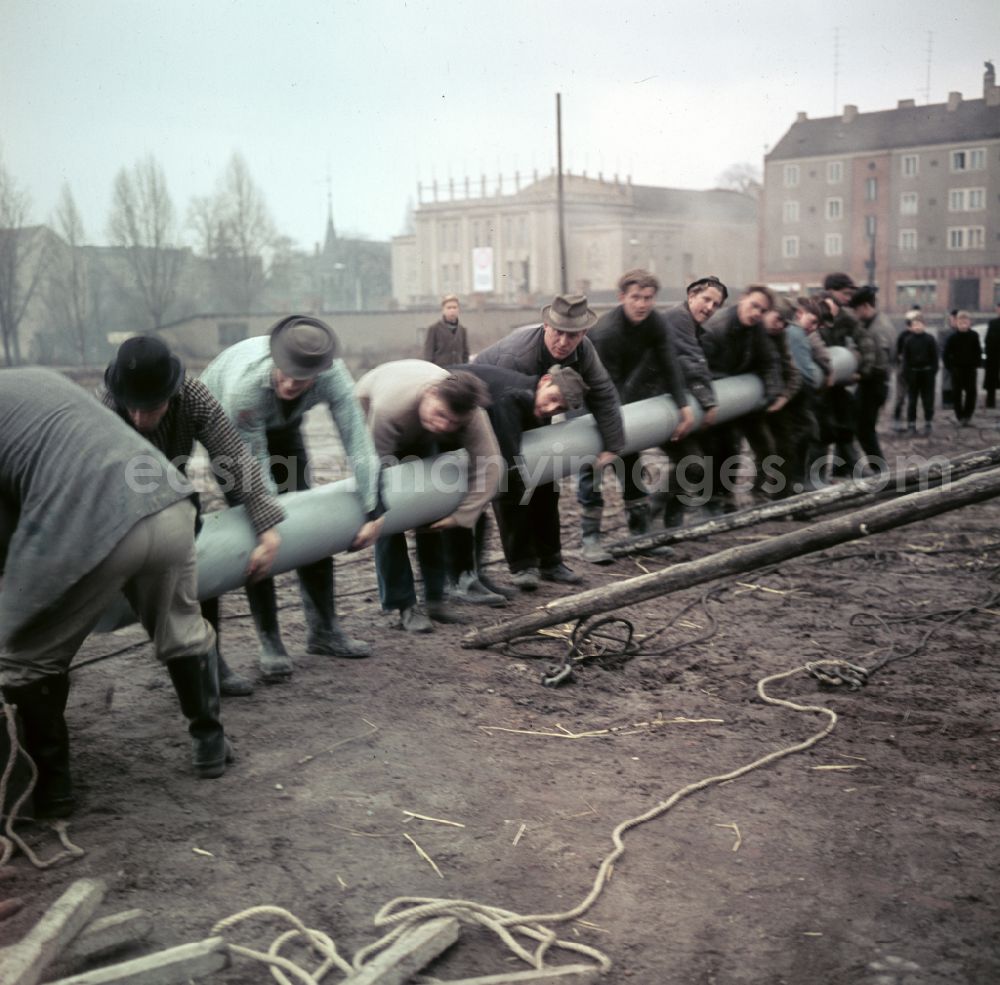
[3, 401, 999, 985]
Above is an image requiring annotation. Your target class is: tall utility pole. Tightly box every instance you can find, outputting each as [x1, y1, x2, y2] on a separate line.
[556, 93, 567, 293]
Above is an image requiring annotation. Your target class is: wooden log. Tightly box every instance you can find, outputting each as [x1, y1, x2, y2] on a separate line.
[345, 916, 460, 985]
[0, 878, 106, 985]
[44, 937, 229, 985]
[464, 464, 1000, 648]
[609, 444, 1000, 557]
[60, 910, 153, 963]
[436, 965, 599, 984]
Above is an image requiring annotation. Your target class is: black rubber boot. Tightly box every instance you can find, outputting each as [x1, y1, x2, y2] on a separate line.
[166, 650, 230, 779]
[624, 498, 652, 536]
[245, 577, 293, 681]
[298, 558, 371, 658]
[200, 597, 253, 696]
[2, 674, 75, 818]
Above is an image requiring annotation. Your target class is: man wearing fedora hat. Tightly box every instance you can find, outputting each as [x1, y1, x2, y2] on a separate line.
[201, 316, 383, 678]
[473, 293, 625, 589]
[103, 335, 287, 696]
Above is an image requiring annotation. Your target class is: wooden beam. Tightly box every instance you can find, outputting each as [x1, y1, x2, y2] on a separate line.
[464, 465, 1000, 648]
[437, 965, 599, 984]
[610, 444, 1000, 557]
[60, 910, 153, 963]
[345, 917, 460, 985]
[0, 878, 106, 985]
[44, 937, 229, 985]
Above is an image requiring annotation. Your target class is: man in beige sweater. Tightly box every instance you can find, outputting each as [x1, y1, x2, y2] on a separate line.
[355, 359, 502, 632]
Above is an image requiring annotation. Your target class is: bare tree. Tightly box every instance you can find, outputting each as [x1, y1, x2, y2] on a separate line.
[716, 161, 763, 200]
[45, 184, 97, 364]
[0, 156, 53, 366]
[107, 155, 185, 331]
[188, 152, 275, 312]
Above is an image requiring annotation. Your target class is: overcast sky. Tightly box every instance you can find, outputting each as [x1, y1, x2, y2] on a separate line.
[3, 0, 998, 251]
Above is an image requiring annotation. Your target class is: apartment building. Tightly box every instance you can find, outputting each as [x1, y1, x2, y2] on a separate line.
[762, 62, 1000, 313]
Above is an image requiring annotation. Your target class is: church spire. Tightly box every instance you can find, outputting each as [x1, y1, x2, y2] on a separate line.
[323, 173, 337, 254]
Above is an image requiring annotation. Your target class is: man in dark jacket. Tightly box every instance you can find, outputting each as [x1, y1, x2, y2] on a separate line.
[983, 302, 1000, 409]
[699, 285, 784, 512]
[846, 286, 893, 468]
[576, 270, 694, 562]
[443, 364, 588, 596]
[424, 294, 470, 367]
[473, 293, 624, 588]
[943, 311, 982, 425]
[1, 370, 231, 818]
[900, 316, 939, 434]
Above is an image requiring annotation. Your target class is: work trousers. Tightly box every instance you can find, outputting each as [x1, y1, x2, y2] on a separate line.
[951, 367, 978, 421]
[1, 499, 214, 686]
[492, 480, 562, 573]
[906, 369, 937, 425]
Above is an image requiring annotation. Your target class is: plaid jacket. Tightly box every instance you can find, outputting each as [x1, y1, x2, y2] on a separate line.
[101, 377, 286, 535]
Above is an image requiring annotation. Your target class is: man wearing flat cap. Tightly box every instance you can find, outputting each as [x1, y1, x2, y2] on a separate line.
[102, 335, 286, 696]
[201, 316, 383, 679]
[473, 293, 625, 589]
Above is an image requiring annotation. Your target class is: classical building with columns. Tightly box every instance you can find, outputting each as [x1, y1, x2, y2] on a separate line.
[391, 171, 758, 308]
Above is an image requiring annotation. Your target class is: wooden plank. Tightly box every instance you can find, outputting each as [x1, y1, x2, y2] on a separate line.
[0, 877, 106, 985]
[44, 937, 229, 985]
[438, 965, 599, 985]
[345, 917, 460, 985]
[61, 910, 153, 962]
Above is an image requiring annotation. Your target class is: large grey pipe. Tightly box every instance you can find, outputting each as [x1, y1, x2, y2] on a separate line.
[96, 344, 857, 625]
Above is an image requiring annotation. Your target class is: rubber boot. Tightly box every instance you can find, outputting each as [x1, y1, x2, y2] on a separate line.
[580, 506, 613, 564]
[166, 650, 230, 779]
[245, 577, 293, 681]
[200, 597, 253, 697]
[624, 498, 652, 536]
[1, 675, 74, 818]
[298, 558, 371, 658]
[471, 514, 517, 599]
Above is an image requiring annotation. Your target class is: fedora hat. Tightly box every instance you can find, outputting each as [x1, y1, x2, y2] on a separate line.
[105, 335, 185, 410]
[541, 293, 598, 333]
[269, 315, 339, 379]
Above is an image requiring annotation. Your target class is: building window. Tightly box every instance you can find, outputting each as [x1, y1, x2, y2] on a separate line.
[782, 200, 800, 223]
[865, 177, 878, 201]
[902, 154, 919, 177]
[949, 187, 986, 211]
[824, 233, 843, 256]
[782, 235, 799, 258]
[896, 281, 937, 308]
[865, 215, 877, 238]
[218, 322, 248, 347]
[825, 197, 843, 220]
[826, 161, 843, 183]
[900, 192, 918, 215]
[783, 164, 800, 188]
[947, 226, 986, 250]
[899, 229, 918, 251]
[951, 148, 986, 172]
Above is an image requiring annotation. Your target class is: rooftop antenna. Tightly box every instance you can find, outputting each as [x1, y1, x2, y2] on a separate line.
[833, 26, 840, 114]
[920, 31, 934, 103]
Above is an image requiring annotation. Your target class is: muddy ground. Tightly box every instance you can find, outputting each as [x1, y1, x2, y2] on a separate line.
[3, 400, 999, 985]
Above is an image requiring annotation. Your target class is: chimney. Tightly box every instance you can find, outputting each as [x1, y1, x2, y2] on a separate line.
[986, 60, 1000, 106]
[897, 98, 915, 108]
[796, 111, 808, 123]
[842, 104, 858, 123]
[947, 91, 962, 111]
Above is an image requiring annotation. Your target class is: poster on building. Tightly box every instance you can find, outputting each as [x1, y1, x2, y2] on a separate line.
[472, 247, 494, 293]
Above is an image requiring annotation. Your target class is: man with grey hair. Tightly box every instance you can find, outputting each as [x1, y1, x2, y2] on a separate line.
[201, 316, 383, 679]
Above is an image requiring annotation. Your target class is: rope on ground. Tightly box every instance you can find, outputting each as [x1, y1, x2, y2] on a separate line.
[0, 702, 85, 868]
[209, 659, 848, 982]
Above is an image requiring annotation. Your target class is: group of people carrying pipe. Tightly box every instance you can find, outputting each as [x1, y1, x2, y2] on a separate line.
[0, 269, 913, 819]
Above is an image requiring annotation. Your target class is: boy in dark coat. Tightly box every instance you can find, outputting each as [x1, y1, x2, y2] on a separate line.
[943, 311, 983, 425]
[900, 316, 939, 434]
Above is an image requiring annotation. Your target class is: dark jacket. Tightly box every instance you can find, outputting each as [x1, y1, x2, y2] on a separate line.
[820, 302, 877, 377]
[663, 303, 718, 410]
[985, 317, 1000, 388]
[474, 324, 626, 454]
[424, 318, 469, 367]
[767, 331, 802, 400]
[900, 333, 939, 375]
[587, 306, 689, 408]
[699, 306, 784, 402]
[943, 330, 982, 372]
